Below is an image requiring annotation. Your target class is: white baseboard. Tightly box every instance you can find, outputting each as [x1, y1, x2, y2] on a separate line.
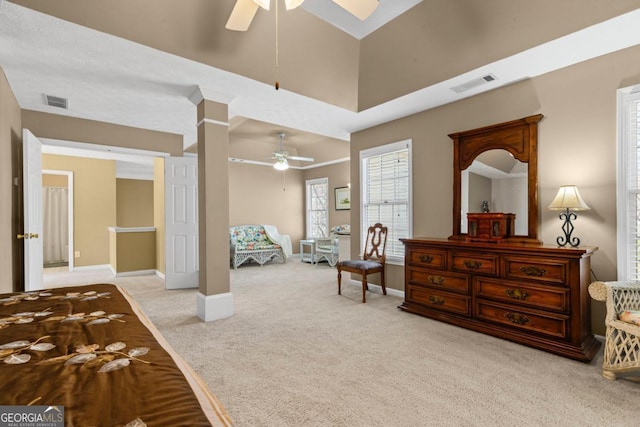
[115, 269, 157, 278]
[196, 291, 234, 322]
[73, 264, 112, 271]
[348, 279, 405, 298]
[155, 270, 166, 280]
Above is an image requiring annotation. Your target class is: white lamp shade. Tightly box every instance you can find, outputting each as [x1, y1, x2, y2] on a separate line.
[274, 158, 289, 170]
[548, 185, 590, 211]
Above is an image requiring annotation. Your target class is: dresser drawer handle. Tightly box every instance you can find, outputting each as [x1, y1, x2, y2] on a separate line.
[505, 288, 529, 300]
[419, 254, 434, 263]
[428, 275, 445, 285]
[428, 295, 445, 305]
[504, 312, 530, 325]
[463, 260, 482, 269]
[520, 266, 547, 277]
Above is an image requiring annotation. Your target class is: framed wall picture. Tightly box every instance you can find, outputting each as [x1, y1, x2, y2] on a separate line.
[335, 186, 350, 210]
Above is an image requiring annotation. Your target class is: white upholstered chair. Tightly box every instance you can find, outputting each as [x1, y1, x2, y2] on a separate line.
[314, 224, 350, 267]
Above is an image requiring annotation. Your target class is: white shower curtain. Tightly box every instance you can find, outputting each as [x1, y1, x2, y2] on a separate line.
[42, 186, 69, 264]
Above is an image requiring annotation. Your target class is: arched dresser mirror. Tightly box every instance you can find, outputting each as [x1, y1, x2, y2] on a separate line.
[448, 114, 543, 243]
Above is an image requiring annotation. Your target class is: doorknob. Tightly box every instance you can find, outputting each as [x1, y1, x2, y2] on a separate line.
[17, 233, 39, 239]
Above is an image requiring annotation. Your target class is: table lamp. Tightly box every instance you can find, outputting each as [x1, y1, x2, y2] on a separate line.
[548, 185, 590, 247]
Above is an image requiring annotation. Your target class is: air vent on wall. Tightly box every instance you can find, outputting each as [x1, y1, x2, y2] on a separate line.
[44, 94, 68, 109]
[450, 74, 497, 94]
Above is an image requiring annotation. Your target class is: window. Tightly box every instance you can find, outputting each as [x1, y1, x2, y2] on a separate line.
[306, 178, 329, 238]
[360, 140, 412, 262]
[617, 87, 640, 280]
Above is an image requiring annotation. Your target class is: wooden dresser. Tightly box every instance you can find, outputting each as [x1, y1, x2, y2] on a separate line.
[399, 238, 600, 361]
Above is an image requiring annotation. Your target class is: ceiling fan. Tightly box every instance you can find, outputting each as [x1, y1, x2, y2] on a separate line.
[272, 132, 314, 170]
[226, 0, 379, 31]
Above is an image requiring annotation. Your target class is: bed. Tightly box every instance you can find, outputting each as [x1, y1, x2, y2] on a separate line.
[0, 283, 233, 426]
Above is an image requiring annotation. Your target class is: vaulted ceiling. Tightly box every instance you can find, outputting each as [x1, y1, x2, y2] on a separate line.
[1, 0, 639, 167]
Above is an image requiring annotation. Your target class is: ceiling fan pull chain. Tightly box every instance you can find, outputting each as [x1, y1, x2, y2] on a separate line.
[275, 0, 280, 90]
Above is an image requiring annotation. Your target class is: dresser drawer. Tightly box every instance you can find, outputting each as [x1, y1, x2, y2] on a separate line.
[451, 252, 498, 276]
[408, 268, 470, 294]
[503, 256, 568, 285]
[407, 284, 471, 316]
[475, 300, 569, 339]
[407, 248, 447, 269]
[475, 278, 570, 312]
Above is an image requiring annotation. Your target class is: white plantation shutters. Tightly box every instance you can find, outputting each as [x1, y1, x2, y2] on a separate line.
[618, 89, 640, 280]
[361, 140, 412, 260]
[306, 178, 329, 238]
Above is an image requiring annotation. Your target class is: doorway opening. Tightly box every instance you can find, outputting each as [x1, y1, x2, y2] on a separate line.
[42, 169, 74, 271]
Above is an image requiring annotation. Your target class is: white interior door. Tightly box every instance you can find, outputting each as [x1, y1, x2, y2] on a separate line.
[22, 129, 43, 291]
[165, 156, 199, 289]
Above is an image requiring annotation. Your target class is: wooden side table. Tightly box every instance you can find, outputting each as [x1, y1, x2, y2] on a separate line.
[299, 239, 315, 263]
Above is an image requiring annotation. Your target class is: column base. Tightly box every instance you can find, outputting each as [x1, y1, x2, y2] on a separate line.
[196, 291, 234, 322]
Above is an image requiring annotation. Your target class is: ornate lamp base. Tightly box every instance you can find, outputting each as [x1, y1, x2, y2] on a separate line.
[556, 208, 580, 247]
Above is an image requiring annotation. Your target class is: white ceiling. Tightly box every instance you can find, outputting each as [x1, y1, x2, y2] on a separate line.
[1, 1, 640, 160]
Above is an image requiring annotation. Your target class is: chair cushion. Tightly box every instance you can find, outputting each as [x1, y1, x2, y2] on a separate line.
[338, 260, 382, 270]
[236, 242, 281, 251]
[619, 310, 640, 326]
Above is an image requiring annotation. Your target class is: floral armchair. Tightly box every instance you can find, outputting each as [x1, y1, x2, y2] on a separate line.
[315, 224, 350, 267]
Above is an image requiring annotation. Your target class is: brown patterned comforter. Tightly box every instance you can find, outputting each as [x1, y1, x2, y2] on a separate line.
[0, 283, 232, 426]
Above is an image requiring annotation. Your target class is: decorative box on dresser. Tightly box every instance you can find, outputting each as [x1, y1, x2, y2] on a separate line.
[399, 238, 600, 362]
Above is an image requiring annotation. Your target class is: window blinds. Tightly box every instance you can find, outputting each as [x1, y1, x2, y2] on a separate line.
[306, 178, 328, 238]
[361, 141, 411, 259]
[618, 90, 640, 280]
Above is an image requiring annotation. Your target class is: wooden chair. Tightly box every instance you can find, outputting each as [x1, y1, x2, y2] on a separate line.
[337, 223, 388, 303]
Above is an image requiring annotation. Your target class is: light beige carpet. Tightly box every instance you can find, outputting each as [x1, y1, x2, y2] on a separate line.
[44, 261, 639, 426]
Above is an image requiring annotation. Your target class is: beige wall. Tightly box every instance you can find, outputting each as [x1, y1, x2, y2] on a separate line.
[0, 67, 22, 293]
[468, 173, 492, 214]
[116, 178, 154, 227]
[303, 161, 351, 231]
[229, 162, 304, 250]
[41, 154, 116, 267]
[22, 110, 184, 155]
[109, 230, 156, 273]
[351, 44, 640, 335]
[42, 173, 68, 188]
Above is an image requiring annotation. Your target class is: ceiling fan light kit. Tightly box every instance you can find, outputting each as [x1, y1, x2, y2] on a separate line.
[333, 0, 379, 20]
[274, 158, 289, 170]
[226, 0, 379, 31]
[271, 132, 314, 170]
[254, 0, 271, 10]
[285, 0, 304, 10]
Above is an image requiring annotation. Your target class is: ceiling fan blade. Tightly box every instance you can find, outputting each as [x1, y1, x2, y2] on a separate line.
[333, 0, 379, 21]
[288, 155, 314, 162]
[226, 0, 260, 31]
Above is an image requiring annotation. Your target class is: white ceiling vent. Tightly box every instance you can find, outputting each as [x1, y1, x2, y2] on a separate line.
[450, 74, 497, 94]
[44, 94, 68, 109]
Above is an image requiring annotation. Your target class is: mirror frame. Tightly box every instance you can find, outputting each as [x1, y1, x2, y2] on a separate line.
[449, 114, 544, 243]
